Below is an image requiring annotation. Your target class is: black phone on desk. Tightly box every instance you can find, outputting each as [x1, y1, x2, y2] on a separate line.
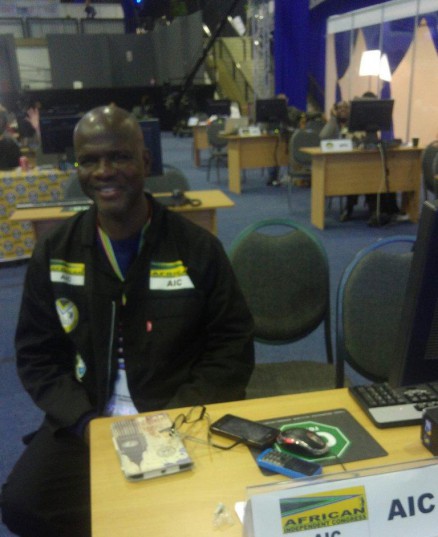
[209, 414, 279, 449]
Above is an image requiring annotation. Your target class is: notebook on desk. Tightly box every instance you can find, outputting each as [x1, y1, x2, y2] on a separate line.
[111, 412, 194, 481]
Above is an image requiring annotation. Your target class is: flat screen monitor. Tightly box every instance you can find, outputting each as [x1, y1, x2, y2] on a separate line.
[206, 99, 231, 117]
[40, 115, 81, 155]
[348, 98, 394, 137]
[255, 98, 288, 125]
[389, 199, 438, 387]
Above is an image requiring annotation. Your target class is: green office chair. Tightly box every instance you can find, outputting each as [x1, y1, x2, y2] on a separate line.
[336, 235, 415, 387]
[229, 218, 338, 399]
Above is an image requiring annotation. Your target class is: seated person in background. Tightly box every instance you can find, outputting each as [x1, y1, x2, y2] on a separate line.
[132, 94, 153, 119]
[2, 104, 255, 537]
[267, 93, 301, 186]
[0, 107, 21, 170]
[319, 101, 357, 221]
[320, 97, 401, 225]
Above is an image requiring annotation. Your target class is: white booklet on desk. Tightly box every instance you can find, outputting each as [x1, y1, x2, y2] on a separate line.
[111, 412, 193, 481]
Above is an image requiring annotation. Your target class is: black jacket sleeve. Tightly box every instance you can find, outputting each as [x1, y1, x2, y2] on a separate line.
[15, 242, 95, 432]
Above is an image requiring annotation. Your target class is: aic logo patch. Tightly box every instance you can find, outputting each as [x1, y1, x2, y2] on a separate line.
[149, 260, 194, 290]
[56, 298, 79, 333]
[50, 259, 85, 286]
[280, 486, 368, 533]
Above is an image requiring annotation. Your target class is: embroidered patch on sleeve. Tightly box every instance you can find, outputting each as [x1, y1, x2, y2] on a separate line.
[55, 298, 79, 333]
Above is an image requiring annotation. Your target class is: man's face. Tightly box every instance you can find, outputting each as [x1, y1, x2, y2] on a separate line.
[75, 129, 150, 220]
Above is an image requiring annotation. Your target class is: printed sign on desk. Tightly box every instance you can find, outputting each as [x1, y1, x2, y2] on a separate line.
[243, 459, 438, 537]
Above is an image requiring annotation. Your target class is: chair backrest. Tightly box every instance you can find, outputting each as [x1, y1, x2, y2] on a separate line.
[421, 140, 438, 197]
[206, 118, 227, 149]
[289, 128, 320, 167]
[63, 171, 88, 201]
[144, 168, 190, 193]
[336, 235, 416, 385]
[229, 218, 332, 360]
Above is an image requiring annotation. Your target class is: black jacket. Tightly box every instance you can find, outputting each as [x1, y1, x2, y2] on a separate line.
[15, 195, 255, 431]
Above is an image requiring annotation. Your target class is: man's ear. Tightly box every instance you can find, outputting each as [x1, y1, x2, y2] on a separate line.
[142, 148, 152, 176]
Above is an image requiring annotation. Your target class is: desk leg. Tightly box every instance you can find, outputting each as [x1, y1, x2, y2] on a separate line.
[227, 145, 242, 194]
[193, 145, 201, 167]
[310, 159, 326, 230]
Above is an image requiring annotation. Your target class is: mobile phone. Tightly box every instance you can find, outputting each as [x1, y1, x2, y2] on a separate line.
[209, 414, 279, 449]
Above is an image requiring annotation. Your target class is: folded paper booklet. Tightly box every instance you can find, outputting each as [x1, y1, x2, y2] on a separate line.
[111, 412, 193, 481]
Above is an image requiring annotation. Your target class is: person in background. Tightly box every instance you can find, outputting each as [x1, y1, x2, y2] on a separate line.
[0, 107, 21, 170]
[267, 93, 298, 187]
[319, 100, 357, 221]
[2, 104, 255, 537]
[85, 0, 96, 19]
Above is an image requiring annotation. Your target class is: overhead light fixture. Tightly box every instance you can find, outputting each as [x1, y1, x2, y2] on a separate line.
[359, 50, 392, 82]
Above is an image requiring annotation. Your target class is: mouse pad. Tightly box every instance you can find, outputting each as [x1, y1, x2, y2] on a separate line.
[252, 408, 387, 474]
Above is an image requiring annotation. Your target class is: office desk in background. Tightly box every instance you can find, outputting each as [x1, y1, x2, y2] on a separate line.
[192, 124, 209, 167]
[302, 146, 422, 230]
[10, 190, 235, 238]
[226, 134, 289, 194]
[90, 388, 432, 537]
[0, 167, 70, 262]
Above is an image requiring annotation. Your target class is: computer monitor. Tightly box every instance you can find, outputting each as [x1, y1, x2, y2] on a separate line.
[348, 98, 394, 139]
[39, 115, 81, 155]
[388, 199, 438, 387]
[255, 98, 288, 125]
[206, 99, 231, 117]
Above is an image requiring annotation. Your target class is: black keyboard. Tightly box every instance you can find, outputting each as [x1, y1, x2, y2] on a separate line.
[349, 382, 438, 428]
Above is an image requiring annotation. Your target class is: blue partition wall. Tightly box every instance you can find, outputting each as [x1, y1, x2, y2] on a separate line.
[273, 0, 395, 109]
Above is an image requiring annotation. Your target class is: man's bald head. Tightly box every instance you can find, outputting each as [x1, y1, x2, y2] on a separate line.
[74, 104, 144, 149]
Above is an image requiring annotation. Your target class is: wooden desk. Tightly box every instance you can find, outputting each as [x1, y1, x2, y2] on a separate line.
[9, 190, 235, 238]
[90, 388, 432, 537]
[302, 147, 422, 230]
[226, 134, 289, 194]
[0, 167, 70, 262]
[192, 125, 209, 167]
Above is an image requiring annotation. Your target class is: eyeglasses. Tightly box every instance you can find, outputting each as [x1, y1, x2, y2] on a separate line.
[170, 405, 241, 450]
[170, 405, 208, 434]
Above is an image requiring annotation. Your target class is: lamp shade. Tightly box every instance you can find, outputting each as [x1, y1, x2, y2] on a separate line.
[379, 53, 392, 82]
[359, 50, 381, 76]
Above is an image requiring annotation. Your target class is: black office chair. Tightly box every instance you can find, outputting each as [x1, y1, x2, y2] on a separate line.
[206, 118, 228, 183]
[229, 218, 338, 398]
[336, 235, 415, 386]
[421, 141, 438, 200]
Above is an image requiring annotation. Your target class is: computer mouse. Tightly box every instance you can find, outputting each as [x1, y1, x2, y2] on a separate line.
[276, 427, 329, 457]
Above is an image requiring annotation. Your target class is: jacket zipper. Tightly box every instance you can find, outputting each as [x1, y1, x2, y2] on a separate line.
[103, 300, 117, 411]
